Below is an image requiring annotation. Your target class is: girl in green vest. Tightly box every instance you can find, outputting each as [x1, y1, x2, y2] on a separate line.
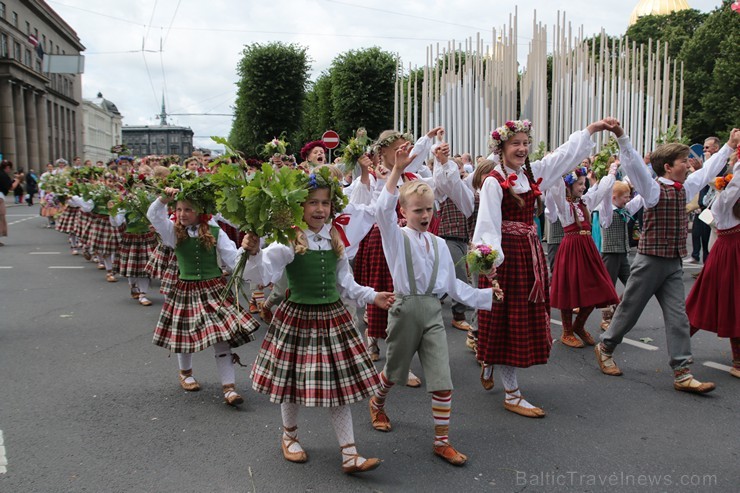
[241, 169, 394, 474]
[147, 186, 260, 406]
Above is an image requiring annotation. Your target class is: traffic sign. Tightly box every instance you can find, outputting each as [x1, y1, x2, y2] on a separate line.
[322, 130, 340, 149]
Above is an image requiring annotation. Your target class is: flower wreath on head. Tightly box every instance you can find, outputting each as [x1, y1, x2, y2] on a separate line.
[563, 166, 588, 186]
[371, 131, 415, 155]
[489, 120, 532, 156]
[303, 166, 349, 215]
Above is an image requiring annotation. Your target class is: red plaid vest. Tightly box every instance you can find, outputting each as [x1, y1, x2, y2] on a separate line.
[638, 182, 688, 258]
[437, 197, 469, 240]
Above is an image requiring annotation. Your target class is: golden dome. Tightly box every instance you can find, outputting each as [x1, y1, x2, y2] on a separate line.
[629, 0, 692, 25]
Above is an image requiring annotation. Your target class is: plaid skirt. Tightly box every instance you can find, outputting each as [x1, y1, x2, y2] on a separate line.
[251, 300, 380, 407]
[86, 214, 122, 256]
[117, 231, 157, 278]
[77, 212, 93, 245]
[353, 225, 393, 338]
[153, 277, 259, 353]
[55, 206, 79, 234]
[477, 232, 552, 368]
[145, 243, 179, 295]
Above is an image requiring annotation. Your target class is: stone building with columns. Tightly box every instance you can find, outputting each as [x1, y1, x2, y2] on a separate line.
[0, 0, 84, 173]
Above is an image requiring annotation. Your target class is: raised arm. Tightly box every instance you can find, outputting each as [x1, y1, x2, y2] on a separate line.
[684, 129, 739, 199]
[147, 197, 176, 247]
[433, 143, 474, 218]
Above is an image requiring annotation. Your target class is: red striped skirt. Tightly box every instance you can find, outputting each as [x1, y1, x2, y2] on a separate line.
[86, 214, 122, 256]
[117, 231, 157, 278]
[686, 225, 740, 338]
[477, 229, 552, 367]
[153, 277, 259, 353]
[55, 206, 79, 234]
[353, 225, 393, 338]
[251, 300, 379, 407]
[145, 243, 179, 296]
[77, 212, 93, 245]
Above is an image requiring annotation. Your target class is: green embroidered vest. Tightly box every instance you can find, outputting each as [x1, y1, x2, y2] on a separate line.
[286, 249, 340, 304]
[175, 225, 222, 281]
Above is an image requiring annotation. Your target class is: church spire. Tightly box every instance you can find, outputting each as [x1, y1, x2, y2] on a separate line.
[159, 94, 168, 126]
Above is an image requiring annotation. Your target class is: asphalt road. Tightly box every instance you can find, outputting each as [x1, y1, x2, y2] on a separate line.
[1, 204, 738, 493]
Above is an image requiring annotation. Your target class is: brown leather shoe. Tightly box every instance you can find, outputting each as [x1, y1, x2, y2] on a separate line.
[673, 377, 716, 394]
[730, 367, 740, 379]
[178, 369, 200, 391]
[341, 444, 381, 474]
[573, 327, 596, 346]
[480, 364, 494, 391]
[281, 427, 308, 463]
[369, 398, 391, 432]
[451, 319, 472, 331]
[504, 388, 545, 418]
[433, 443, 468, 466]
[595, 344, 622, 376]
[406, 370, 421, 387]
[223, 384, 244, 406]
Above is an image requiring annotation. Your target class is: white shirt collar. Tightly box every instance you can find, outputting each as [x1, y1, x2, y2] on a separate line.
[305, 223, 332, 242]
[657, 176, 676, 185]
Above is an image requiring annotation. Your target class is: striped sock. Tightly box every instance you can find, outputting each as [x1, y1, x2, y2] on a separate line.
[432, 390, 452, 446]
[371, 371, 394, 410]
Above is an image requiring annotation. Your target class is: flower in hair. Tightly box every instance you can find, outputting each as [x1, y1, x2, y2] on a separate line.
[489, 120, 532, 155]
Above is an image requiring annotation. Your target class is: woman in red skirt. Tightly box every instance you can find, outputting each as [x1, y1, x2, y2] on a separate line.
[549, 163, 620, 347]
[147, 186, 259, 406]
[687, 159, 740, 379]
[473, 118, 615, 418]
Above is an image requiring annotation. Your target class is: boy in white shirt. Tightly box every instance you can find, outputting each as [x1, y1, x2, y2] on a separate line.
[369, 142, 500, 466]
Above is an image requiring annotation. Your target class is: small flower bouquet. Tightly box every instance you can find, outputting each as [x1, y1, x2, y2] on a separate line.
[466, 244, 499, 275]
[262, 136, 289, 158]
[110, 187, 157, 225]
[341, 127, 371, 173]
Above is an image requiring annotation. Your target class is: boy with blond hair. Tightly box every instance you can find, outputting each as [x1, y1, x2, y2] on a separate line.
[369, 142, 499, 466]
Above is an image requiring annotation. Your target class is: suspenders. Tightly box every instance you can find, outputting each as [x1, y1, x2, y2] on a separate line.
[402, 232, 440, 296]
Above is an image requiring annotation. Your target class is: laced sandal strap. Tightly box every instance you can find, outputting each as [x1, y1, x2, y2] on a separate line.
[504, 388, 522, 405]
[283, 425, 298, 433]
[340, 443, 356, 450]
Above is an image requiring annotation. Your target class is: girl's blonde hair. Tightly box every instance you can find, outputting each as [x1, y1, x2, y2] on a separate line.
[292, 226, 345, 257]
[472, 159, 497, 190]
[173, 200, 216, 249]
[153, 165, 170, 179]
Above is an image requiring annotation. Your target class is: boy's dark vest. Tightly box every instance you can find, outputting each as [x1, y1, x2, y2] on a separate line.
[601, 209, 631, 254]
[638, 182, 687, 258]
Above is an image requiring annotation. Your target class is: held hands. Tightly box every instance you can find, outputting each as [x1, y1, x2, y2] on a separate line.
[373, 292, 395, 311]
[608, 162, 619, 176]
[433, 143, 451, 164]
[587, 117, 623, 137]
[427, 126, 445, 139]
[241, 231, 260, 256]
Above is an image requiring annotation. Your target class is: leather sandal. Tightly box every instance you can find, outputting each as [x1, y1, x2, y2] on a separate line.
[130, 287, 140, 299]
[673, 377, 716, 394]
[105, 272, 118, 283]
[369, 398, 391, 432]
[730, 367, 740, 379]
[281, 426, 308, 463]
[433, 443, 467, 466]
[595, 344, 622, 376]
[573, 327, 596, 346]
[504, 388, 545, 418]
[223, 384, 244, 406]
[178, 369, 200, 391]
[406, 370, 421, 388]
[341, 444, 381, 474]
[480, 364, 494, 391]
[561, 334, 585, 348]
[138, 296, 152, 306]
[451, 319, 472, 331]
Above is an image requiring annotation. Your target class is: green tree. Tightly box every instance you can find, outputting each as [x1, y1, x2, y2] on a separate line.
[625, 9, 708, 60]
[679, 1, 740, 142]
[230, 42, 310, 156]
[330, 47, 396, 139]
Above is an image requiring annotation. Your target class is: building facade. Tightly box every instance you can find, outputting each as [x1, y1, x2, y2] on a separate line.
[0, 0, 84, 172]
[82, 92, 121, 164]
[122, 124, 194, 161]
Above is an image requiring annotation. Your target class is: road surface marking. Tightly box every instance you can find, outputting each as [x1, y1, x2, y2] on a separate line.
[0, 266, 13, 269]
[0, 429, 7, 474]
[703, 361, 733, 373]
[8, 217, 36, 225]
[550, 319, 659, 350]
[29, 251, 61, 255]
[5, 214, 37, 217]
[48, 266, 85, 269]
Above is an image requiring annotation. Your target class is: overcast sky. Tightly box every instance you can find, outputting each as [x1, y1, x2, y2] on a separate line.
[47, 0, 722, 151]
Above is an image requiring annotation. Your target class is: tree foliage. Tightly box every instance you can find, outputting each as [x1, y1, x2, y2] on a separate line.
[230, 42, 310, 156]
[330, 47, 396, 140]
[679, 1, 740, 142]
[625, 9, 708, 60]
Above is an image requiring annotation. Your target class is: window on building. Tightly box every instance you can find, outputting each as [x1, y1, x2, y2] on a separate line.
[25, 21, 30, 34]
[14, 42, 21, 61]
[34, 28, 38, 39]
[11, 11, 17, 27]
[24, 49, 31, 66]
[171, 146, 179, 155]
[0, 34, 7, 58]
[42, 34, 45, 49]
[0, 3, 5, 19]
[35, 60, 41, 72]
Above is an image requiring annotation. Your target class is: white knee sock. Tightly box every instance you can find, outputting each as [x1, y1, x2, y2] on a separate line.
[500, 365, 536, 409]
[128, 278, 137, 288]
[177, 353, 192, 371]
[281, 402, 303, 453]
[137, 277, 150, 295]
[330, 406, 365, 466]
[102, 254, 114, 271]
[213, 341, 235, 386]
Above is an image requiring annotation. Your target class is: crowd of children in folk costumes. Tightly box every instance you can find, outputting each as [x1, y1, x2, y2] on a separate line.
[41, 119, 740, 474]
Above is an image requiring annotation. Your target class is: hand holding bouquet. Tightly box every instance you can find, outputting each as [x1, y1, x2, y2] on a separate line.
[466, 244, 504, 302]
